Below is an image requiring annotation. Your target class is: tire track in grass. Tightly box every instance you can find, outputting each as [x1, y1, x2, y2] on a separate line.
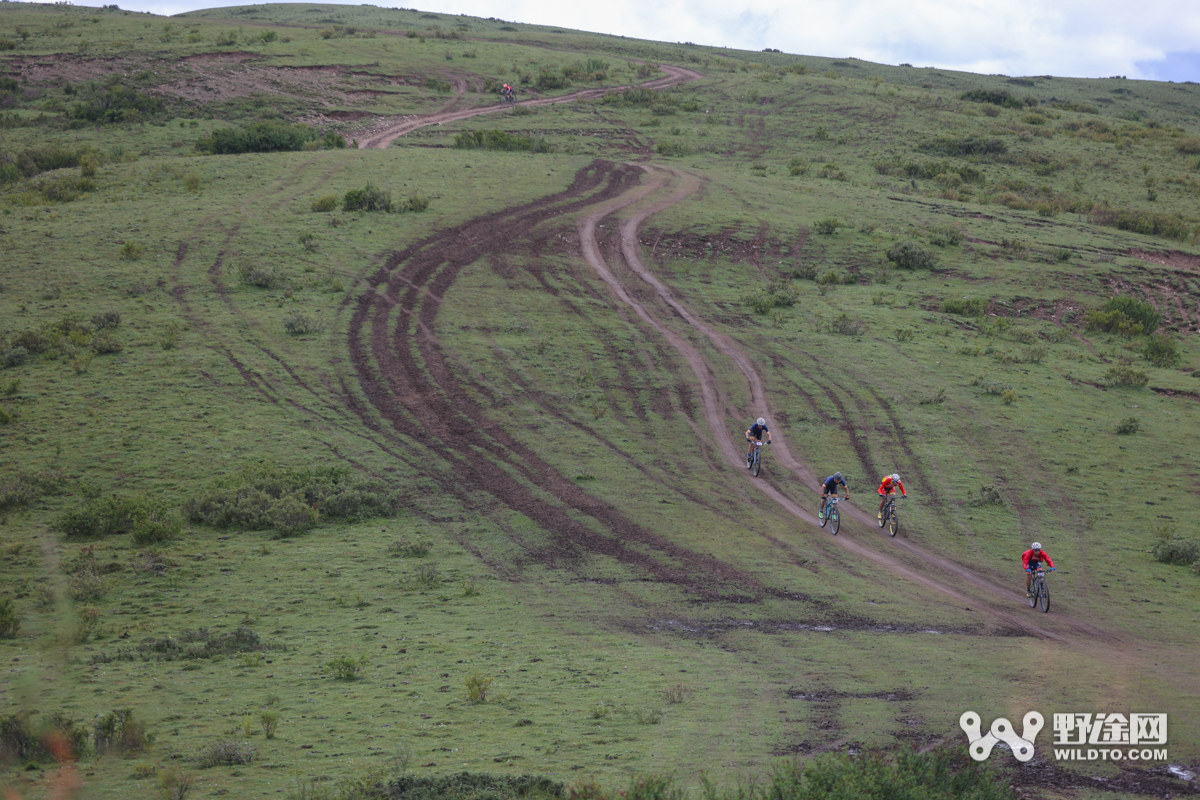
[342, 160, 765, 598]
[579, 164, 1116, 641]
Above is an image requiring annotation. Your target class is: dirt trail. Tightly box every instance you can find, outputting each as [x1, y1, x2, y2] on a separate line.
[577, 165, 1116, 642]
[357, 65, 702, 149]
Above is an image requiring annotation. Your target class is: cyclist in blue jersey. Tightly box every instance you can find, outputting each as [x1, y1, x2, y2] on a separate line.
[745, 417, 771, 468]
[818, 472, 848, 521]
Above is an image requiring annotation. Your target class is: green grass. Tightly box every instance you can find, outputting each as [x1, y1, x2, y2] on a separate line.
[3, 4, 1200, 800]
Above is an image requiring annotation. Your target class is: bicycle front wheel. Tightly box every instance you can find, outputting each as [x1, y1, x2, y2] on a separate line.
[1039, 582, 1050, 613]
[830, 507, 840, 535]
[752, 451, 761, 477]
[888, 507, 898, 537]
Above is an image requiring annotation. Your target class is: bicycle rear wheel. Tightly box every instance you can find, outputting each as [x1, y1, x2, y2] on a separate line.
[818, 501, 828, 528]
[752, 450, 761, 477]
[877, 500, 887, 528]
[1028, 582, 1038, 607]
[1039, 582, 1050, 613]
[888, 506, 898, 537]
[830, 506, 840, 535]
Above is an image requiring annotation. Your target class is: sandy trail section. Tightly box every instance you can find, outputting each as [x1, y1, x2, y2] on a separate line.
[578, 165, 1117, 642]
[358, 65, 702, 149]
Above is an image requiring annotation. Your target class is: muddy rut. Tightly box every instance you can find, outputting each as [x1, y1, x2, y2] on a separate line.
[339, 155, 1118, 641]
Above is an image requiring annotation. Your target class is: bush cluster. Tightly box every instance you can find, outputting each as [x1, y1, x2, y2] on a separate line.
[1, 314, 124, 368]
[1103, 365, 1149, 388]
[959, 88, 1034, 109]
[0, 709, 146, 764]
[0, 596, 18, 638]
[918, 136, 1007, 157]
[743, 278, 799, 314]
[57, 495, 181, 543]
[886, 241, 939, 270]
[1153, 537, 1198, 567]
[0, 468, 65, 512]
[1116, 416, 1140, 435]
[874, 159, 985, 185]
[1083, 296, 1161, 336]
[194, 739, 256, 768]
[454, 130, 552, 153]
[382, 773, 564, 800]
[1089, 203, 1194, 242]
[941, 297, 987, 316]
[93, 625, 274, 664]
[69, 84, 165, 124]
[183, 462, 402, 536]
[1142, 335, 1180, 367]
[197, 122, 344, 155]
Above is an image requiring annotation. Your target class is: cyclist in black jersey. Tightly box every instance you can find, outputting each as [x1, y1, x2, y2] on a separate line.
[745, 417, 771, 467]
[819, 472, 848, 520]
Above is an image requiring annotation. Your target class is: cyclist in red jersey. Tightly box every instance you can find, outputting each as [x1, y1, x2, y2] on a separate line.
[877, 473, 905, 519]
[1022, 542, 1055, 596]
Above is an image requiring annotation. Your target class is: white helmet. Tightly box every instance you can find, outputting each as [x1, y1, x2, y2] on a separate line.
[756, 417, 765, 426]
[891, 473, 900, 482]
[1031, 542, 1042, 550]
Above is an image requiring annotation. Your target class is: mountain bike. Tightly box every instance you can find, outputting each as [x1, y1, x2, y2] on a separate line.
[746, 440, 766, 477]
[878, 493, 900, 536]
[818, 496, 841, 535]
[1028, 567, 1052, 613]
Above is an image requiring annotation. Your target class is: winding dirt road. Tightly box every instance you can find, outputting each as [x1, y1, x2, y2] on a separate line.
[572, 164, 1115, 642]
[357, 65, 702, 149]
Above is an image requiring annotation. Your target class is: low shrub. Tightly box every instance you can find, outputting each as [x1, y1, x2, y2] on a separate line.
[971, 376, 1012, 395]
[326, 654, 368, 681]
[388, 535, 432, 558]
[194, 739, 255, 768]
[238, 261, 277, 288]
[742, 278, 800, 314]
[311, 194, 339, 212]
[812, 218, 842, 235]
[57, 495, 174, 538]
[0, 596, 18, 638]
[94, 709, 152, 756]
[382, 774, 563, 800]
[1, 347, 28, 368]
[1089, 203, 1194, 242]
[464, 672, 494, 704]
[91, 310, 121, 330]
[183, 462, 401, 535]
[942, 297, 987, 316]
[196, 122, 342, 155]
[829, 313, 864, 336]
[1142, 335, 1180, 366]
[919, 135, 1007, 156]
[93, 626, 274, 664]
[282, 314, 324, 335]
[0, 712, 91, 763]
[656, 141, 693, 157]
[1116, 416, 1140, 435]
[0, 469, 64, 512]
[886, 241, 939, 270]
[454, 130, 552, 153]
[1083, 296, 1161, 336]
[343, 183, 392, 212]
[1103, 365, 1149, 388]
[928, 225, 965, 246]
[1153, 537, 1198, 566]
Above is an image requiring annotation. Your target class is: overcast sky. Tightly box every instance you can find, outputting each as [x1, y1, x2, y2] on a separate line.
[45, 0, 1200, 83]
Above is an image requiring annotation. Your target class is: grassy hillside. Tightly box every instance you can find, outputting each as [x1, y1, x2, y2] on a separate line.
[2, 3, 1200, 799]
